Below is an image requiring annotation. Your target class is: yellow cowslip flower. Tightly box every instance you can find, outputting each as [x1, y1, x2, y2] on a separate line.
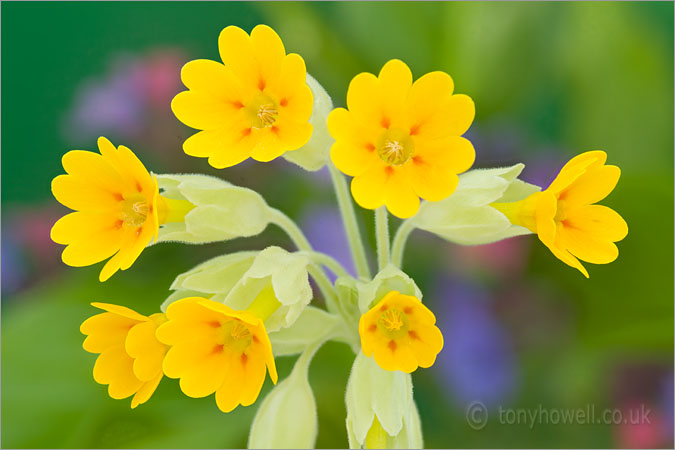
[80, 303, 168, 408]
[171, 25, 313, 169]
[327, 59, 476, 219]
[492, 150, 628, 277]
[359, 291, 443, 373]
[50, 137, 193, 282]
[156, 297, 278, 413]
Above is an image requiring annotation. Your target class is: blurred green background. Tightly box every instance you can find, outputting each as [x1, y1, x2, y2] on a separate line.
[2, 2, 673, 448]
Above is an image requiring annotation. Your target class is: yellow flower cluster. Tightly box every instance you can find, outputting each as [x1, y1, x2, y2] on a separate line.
[56, 22, 627, 420]
[81, 297, 277, 412]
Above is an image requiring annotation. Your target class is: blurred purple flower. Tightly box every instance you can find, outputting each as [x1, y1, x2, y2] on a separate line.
[63, 49, 185, 144]
[434, 277, 518, 408]
[1, 231, 28, 296]
[301, 206, 356, 281]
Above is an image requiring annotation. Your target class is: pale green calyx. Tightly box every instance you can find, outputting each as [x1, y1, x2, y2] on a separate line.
[412, 163, 541, 245]
[249, 343, 319, 449]
[164, 246, 313, 332]
[345, 352, 423, 449]
[154, 173, 272, 244]
[268, 306, 342, 357]
[282, 73, 334, 171]
[357, 265, 422, 313]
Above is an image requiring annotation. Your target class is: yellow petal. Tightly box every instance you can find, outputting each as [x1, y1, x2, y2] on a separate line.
[350, 163, 389, 210]
[558, 225, 619, 265]
[61, 150, 124, 193]
[183, 125, 251, 169]
[51, 175, 119, 212]
[180, 58, 249, 101]
[249, 117, 312, 162]
[328, 108, 379, 177]
[171, 90, 235, 130]
[178, 349, 229, 398]
[414, 135, 475, 175]
[534, 191, 558, 246]
[97, 227, 141, 282]
[331, 140, 379, 178]
[51, 211, 119, 245]
[131, 372, 163, 409]
[126, 320, 166, 382]
[384, 170, 420, 219]
[405, 71, 454, 135]
[218, 26, 257, 89]
[346, 72, 382, 127]
[404, 158, 459, 202]
[91, 302, 148, 321]
[252, 325, 278, 384]
[378, 59, 412, 125]
[565, 204, 628, 242]
[266, 53, 312, 121]
[445, 94, 475, 136]
[408, 325, 443, 368]
[93, 345, 142, 399]
[81, 312, 141, 353]
[559, 165, 620, 208]
[61, 226, 124, 267]
[547, 150, 607, 194]
[162, 338, 215, 379]
[240, 354, 267, 406]
[251, 24, 286, 86]
[215, 360, 246, 412]
[544, 230, 590, 278]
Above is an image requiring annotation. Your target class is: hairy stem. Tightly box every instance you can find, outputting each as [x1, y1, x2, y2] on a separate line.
[391, 219, 415, 268]
[300, 250, 350, 279]
[328, 163, 372, 279]
[269, 208, 338, 313]
[375, 207, 390, 270]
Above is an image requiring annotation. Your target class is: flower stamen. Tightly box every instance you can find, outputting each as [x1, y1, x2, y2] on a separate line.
[377, 308, 408, 339]
[376, 128, 414, 166]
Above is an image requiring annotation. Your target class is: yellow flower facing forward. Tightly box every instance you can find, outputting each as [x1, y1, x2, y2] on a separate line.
[156, 297, 278, 413]
[328, 59, 476, 218]
[492, 150, 628, 277]
[359, 291, 443, 373]
[172, 25, 313, 168]
[50, 137, 192, 281]
[80, 303, 168, 408]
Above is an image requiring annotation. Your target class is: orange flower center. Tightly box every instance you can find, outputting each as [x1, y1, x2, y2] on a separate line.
[121, 194, 150, 227]
[377, 308, 409, 339]
[376, 128, 414, 166]
[219, 319, 253, 353]
[247, 93, 279, 129]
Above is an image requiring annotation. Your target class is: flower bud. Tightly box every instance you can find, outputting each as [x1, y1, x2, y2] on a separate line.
[248, 344, 319, 449]
[154, 174, 272, 244]
[412, 163, 540, 245]
[345, 353, 422, 449]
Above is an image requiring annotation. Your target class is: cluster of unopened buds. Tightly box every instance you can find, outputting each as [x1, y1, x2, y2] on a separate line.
[51, 25, 628, 449]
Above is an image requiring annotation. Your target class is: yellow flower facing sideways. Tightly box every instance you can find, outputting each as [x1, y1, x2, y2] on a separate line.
[156, 297, 278, 413]
[51, 137, 193, 281]
[80, 303, 168, 408]
[359, 291, 444, 373]
[492, 150, 628, 277]
[172, 25, 313, 168]
[328, 59, 476, 218]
